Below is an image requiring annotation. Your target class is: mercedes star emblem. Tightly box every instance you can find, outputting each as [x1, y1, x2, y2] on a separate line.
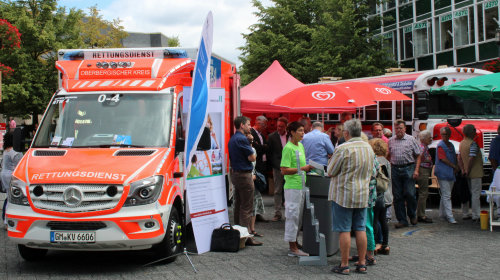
[63, 186, 83, 207]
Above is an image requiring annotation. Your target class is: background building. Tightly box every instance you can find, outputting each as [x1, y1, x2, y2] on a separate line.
[369, 0, 500, 70]
[121, 32, 169, 48]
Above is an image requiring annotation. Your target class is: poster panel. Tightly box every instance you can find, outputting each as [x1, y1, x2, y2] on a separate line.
[185, 88, 228, 254]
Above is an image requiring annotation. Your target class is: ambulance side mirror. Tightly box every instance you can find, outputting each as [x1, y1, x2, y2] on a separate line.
[175, 138, 185, 155]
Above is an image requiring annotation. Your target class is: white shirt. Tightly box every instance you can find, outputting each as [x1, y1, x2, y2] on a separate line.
[254, 129, 267, 162]
[280, 133, 287, 149]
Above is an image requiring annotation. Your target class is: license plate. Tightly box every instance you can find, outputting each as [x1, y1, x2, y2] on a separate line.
[50, 231, 96, 243]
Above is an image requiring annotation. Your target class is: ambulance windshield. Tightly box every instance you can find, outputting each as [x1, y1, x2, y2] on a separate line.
[33, 93, 174, 148]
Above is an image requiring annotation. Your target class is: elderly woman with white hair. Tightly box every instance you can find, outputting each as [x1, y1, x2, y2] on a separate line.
[416, 130, 434, 223]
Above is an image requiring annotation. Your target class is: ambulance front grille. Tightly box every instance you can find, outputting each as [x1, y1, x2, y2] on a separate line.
[483, 132, 497, 159]
[47, 221, 107, 230]
[29, 184, 124, 213]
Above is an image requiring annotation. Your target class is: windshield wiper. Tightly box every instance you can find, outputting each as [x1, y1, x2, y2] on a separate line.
[96, 144, 146, 148]
[48, 144, 74, 148]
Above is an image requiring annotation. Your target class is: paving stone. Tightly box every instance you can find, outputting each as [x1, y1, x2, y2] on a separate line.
[1, 195, 499, 278]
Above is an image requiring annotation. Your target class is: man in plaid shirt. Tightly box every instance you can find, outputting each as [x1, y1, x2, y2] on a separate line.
[328, 119, 376, 274]
[388, 119, 421, 228]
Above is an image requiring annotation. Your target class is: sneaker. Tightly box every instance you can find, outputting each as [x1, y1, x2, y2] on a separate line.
[448, 219, 457, 224]
[288, 249, 309, 257]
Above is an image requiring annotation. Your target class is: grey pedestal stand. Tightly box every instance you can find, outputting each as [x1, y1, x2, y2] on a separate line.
[293, 151, 328, 266]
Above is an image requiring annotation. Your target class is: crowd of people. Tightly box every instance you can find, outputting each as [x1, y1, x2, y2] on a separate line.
[228, 114, 500, 275]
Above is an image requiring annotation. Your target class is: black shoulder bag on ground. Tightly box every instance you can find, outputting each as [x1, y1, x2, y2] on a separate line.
[210, 223, 240, 252]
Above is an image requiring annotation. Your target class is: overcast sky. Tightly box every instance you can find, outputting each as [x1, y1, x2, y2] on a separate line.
[58, 0, 273, 66]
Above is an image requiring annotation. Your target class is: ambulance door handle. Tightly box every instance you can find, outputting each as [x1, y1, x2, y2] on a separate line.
[173, 172, 183, 178]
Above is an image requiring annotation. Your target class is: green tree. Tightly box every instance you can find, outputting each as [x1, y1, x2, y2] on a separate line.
[80, 5, 128, 48]
[167, 35, 180, 47]
[0, 1, 128, 121]
[239, 0, 395, 85]
[0, 0, 84, 120]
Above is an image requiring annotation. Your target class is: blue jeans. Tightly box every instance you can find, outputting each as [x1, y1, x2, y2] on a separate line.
[391, 164, 417, 225]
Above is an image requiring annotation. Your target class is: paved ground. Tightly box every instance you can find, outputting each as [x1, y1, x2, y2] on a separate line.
[1, 193, 499, 279]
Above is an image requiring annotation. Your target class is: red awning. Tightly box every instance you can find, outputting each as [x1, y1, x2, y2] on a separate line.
[240, 60, 304, 113]
[271, 84, 376, 113]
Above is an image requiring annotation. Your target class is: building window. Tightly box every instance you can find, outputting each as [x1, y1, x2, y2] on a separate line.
[416, 0, 431, 15]
[383, 31, 397, 59]
[478, 3, 484, 42]
[378, 0, 396, 13]
[399, 2, 413, 21]
[485, 0, 499, 41]
[386, 0, 396, 10]
[435, 0, 452, 10]
[306, 113, 339, 122]
[383, 9, 397, 27]
[437, 13, 453, 51]
[401, 25, 413, 59]
[414, 21, 431, 56]
[379, 101, 393, 121]
[365, 104, 378, 121]
[454, 8, 470, 46]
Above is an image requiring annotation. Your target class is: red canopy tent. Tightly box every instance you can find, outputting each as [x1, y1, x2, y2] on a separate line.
[240, 60, 304, 113]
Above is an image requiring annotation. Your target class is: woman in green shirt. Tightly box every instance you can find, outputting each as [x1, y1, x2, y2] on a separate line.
[280, 121, 313, 257]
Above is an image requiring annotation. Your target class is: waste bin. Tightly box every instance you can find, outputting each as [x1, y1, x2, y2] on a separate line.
[480, 210, 489, 230]
[302, 174, 339, 256]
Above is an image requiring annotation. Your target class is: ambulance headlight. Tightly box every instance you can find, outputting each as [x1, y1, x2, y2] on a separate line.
[124, 175, 163, 206]
[9, 178, 30, 206]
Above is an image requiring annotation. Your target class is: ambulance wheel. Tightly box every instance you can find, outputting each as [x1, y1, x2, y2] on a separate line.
[152, 206, 182, 263]
[18, 245, 47, 261]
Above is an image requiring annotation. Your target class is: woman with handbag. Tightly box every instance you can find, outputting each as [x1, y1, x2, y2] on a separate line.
[369, 138, 392, 255]
[280, 121, 313, 257]
[244, 132, 265, 238]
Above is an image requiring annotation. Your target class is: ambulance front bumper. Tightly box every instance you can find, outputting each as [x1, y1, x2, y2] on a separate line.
[6, 203, 171, 251]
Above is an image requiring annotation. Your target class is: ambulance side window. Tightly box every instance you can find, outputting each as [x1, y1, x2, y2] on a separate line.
[175, 96, 185, 155]
[176, 97, 185, 139]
